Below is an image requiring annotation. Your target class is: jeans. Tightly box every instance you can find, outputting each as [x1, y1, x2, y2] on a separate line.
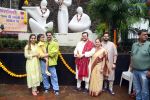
[40, 60, 59, 91]
[133, 70, 149, 100]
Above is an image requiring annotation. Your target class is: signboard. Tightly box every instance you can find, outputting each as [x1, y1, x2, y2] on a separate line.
[0, 7, 27, 32]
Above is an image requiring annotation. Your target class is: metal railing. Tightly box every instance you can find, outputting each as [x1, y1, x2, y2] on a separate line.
[0, 0, 19, 9]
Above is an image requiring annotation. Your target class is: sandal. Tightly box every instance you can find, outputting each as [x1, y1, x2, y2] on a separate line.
[32, 91, 37, 96]
[36, 91, 39, 94]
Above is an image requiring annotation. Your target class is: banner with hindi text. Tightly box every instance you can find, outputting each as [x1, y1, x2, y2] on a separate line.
[0, 7, 27, 32]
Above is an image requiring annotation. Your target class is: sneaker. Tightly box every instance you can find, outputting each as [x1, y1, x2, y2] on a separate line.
[54, 90, 59, 96]
[102, 88, 108, 92]
[108, 89, 115, 95]
[44, 89, 49, 93]
[83, 89, 89, 93]
[75, 87, 82, 91]
[45, 70, 51, 76]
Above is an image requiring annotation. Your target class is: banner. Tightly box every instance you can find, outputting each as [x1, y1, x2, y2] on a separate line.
[0, 7, 27, 32]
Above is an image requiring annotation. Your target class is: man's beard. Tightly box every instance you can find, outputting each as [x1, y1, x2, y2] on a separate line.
[103, 39, 108, 42]
[47, 38, 51, 41]
[83, 39, 87, 42]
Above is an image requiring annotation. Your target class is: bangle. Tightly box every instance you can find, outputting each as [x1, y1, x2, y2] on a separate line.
[113, 63, 116, 65]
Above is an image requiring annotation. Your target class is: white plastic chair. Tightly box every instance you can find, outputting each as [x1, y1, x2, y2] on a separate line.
[120, 67, 133, 94]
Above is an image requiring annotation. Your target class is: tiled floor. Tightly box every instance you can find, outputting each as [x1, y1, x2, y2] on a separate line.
[0, 84, 134, 100]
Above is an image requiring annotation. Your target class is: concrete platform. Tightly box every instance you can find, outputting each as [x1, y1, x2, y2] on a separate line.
[0, 84, 134, 100]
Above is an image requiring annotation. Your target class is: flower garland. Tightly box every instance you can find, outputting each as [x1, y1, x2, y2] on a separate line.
[24, 0, 29, 6]
[0, 61, 27, 78]
[40, 6, 47, 17]
[24, 12, 27, 24]
[77, 14, 82, 22]
[0, 51, 75, 78]
[58, 51, 76, 75]
[58, 0, 64, 10]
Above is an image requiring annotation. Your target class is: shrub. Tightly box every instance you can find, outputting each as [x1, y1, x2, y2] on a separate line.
[0, 38, 27, 51]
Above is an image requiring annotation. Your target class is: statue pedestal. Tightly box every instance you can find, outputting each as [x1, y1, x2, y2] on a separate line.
[55, 33, 97, 46]
[18, 33, 97, 46]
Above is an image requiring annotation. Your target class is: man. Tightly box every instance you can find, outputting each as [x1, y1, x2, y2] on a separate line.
[131, 30, 150, 100]
[41, 31, 59, 95]
[101, 32, 118, 95]
[74, 32, 94, 92]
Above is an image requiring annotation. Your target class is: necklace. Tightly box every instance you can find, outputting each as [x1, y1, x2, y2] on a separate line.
[40, 6, 47, 17]
[77, 14, 82, 22]
[58, 0, 63, 11]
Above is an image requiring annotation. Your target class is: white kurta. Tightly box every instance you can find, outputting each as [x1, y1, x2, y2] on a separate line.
[102, 41, 118, 81]
[74, 41, 95, 82]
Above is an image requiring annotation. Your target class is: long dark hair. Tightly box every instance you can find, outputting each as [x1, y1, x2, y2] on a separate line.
[28, 34, 36, 50]
[37, 34, 44, 42]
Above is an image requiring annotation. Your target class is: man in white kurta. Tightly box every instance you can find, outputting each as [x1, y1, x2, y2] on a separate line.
[74, 32, 94, 92]
[101, 32, 118, 95]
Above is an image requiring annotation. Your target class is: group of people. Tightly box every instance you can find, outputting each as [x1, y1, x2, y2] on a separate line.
[74, 32, 117, 96]
[24, 31, 59, 96]
[24, 30, 150, 99]
[24, 31, 117, 96]
[74, 30, 150, 99]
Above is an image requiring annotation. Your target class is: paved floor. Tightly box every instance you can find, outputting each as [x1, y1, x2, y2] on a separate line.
[0, 84, 134, 100]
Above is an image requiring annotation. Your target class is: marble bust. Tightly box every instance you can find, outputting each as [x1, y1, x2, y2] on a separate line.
[22, 0, 53, 34]
[68, 7, 92, 34]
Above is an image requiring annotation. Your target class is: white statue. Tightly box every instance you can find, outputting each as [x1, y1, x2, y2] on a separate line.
[68, 7, 92, 34]
[55, 0, 72, 33]
[22, 0, 53, 34]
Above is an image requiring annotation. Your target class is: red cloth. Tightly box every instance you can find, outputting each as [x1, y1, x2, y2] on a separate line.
[75, 40, 94, 80]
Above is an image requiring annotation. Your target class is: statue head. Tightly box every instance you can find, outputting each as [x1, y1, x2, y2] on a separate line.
[40, 0, 47, 9]
[76, 7, 83, 15]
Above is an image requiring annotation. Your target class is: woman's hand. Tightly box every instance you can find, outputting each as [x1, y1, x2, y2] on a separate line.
[32, 54, 38, 57]
[112, 64, 116, 69]
[44, 53, 49, 57]
[100, 69, 103, 74]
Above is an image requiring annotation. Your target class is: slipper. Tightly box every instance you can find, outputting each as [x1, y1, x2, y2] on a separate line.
[32, 91, 37, 96]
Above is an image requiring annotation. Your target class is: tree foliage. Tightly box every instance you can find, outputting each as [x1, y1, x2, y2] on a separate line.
[87, 0, 148, 37]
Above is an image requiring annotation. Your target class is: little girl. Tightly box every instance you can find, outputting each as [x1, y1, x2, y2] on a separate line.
[37, 34, 51, 76]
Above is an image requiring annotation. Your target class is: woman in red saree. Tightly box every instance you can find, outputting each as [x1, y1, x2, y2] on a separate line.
[89, 38, 110, 96]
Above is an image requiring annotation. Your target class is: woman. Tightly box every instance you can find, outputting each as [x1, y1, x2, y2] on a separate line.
[24, 34, 42, 96]
[37, 34, 51, 76]
[89, 38, 110, 96]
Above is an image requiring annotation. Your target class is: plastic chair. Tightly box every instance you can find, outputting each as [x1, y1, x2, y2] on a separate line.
[120, 67, 133, 94]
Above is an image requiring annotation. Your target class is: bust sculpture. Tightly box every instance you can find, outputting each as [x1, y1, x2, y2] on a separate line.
[55, 0, 72, 33]
[68, 7, 92, 34]
[22, 0, 53, 34]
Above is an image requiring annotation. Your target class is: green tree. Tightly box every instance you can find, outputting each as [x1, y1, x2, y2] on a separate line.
[87, 0, 148, 37]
